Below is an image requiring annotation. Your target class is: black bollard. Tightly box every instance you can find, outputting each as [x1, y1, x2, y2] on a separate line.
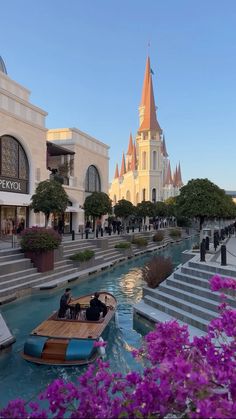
[96, 229, 98, 239]
[200, 240, 206, 262]
[101, 228, 104, 237]
[109, 228, 111, 236]
[72, 230, 75, 241]
[127, 226, 129, 234]
[85, 230, 89, 239]
[139, 225, 141, 232]
[221, 245, 227, 266]
[205, 236, 210, 251]
[132, 226, 134, 233]
[149, 225, 151, 231]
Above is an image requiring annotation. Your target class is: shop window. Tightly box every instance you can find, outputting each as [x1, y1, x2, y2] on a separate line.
[85, 165, 101, 192]
[152, 188, 156, 203]
[142, 189, 146, 201]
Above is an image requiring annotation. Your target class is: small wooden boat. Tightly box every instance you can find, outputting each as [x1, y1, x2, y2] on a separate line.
[21, 291, 117, 366]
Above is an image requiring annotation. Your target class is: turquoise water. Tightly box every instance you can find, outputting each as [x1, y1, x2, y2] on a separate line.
[0, 238, 196, 406]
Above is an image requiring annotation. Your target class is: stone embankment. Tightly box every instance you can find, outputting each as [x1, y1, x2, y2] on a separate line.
[0, 228, 194, 305]
[134, 236, 236, 338]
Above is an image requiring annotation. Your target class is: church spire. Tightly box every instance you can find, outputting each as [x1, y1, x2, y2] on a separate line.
[140, 56, 150, 107]
[130, 142, 137, 171]
[119, 152, 126, 177]
[114, 163, 119, 179]
[178, 162, 183, 187]
[127, 133, 133, 155]
[164, 161, 173, 185]
[162, 135, 168, 157]
[139, 60, 161, 133]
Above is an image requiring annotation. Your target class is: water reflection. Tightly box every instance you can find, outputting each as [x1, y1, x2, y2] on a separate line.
[0, 237, 197, 405]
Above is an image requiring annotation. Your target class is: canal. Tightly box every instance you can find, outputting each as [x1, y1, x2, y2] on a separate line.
[0, 237, 196, 405]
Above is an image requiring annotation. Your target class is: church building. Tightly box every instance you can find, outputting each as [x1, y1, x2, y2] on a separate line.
[109, 56, 183, 205]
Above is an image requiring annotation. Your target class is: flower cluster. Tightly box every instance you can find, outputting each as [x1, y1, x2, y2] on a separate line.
[2, 275, 236, 418]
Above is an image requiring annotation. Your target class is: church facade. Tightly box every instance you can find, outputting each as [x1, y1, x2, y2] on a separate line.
[109, 56, 183, 206]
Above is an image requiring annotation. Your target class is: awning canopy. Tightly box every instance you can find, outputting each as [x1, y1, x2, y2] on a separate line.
[47, 141, 75, 156]
[0, 192, 31, 207]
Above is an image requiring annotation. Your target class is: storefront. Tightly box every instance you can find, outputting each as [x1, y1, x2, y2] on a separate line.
[0, 135, 30, 236]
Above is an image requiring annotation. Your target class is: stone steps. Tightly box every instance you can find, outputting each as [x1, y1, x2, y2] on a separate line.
[143, 294, 209, 331]
[0, 266, 79, 298]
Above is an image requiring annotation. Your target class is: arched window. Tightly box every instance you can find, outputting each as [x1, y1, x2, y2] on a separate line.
[113, 195, 117, 204]
[152, 188, 156, 203]
[85, 165, 101, 192]
[153, 151, 157, 170]
[142, 189, 146, 201]
[126, 190, 131, 201]
[142, 151, 146, 170]
[0, 135, 29, 193]
[136, 192, 139, 204]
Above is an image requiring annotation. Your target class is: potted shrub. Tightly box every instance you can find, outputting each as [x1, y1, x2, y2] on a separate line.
[169, 228, 182, 239]
[114, 241, 132, 256]
[69, 249, 95, 270]
[131, 237, 148, 248]
[142, 256, 173, 288]
[153, 231, 164, 242]
[20, 227, 61, 272]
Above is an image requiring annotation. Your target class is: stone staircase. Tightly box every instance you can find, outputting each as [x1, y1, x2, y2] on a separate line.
[134, 254, 236, 334]
[0, 247, 79, 303]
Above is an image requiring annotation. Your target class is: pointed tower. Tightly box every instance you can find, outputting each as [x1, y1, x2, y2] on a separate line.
[139, 56, 151, 126]
[139, 74, 162, 133]
[177, 162, 183, 187]
[114, 163, 119, 179]
[173, 165, 178, 187]
[127, 133, 133, 155]
[162, 135, 168, 157]
[119, 152, 126, 177]
[130, 142, 137, 171]
[164, 161, 173, 185]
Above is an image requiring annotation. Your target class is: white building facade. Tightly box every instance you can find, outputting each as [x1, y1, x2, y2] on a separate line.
[0, 57, 109, 235]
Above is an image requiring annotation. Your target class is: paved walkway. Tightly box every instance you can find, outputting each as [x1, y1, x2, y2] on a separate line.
[215, 236, 236, 267]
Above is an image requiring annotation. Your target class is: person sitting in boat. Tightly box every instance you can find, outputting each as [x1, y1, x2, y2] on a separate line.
[90, 292, 108, 318]
[70, 303, 81, 320]
[85, 301, 101, 321]
[58, 288, 72, 318]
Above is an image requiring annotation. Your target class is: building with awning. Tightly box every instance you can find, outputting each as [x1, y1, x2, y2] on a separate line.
[0, 56, 109, 235]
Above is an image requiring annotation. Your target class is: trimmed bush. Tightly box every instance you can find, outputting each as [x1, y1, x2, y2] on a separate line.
[20, 227, 61, 252]
[132, 237, 148, 247]
[115, 242, 131, 249]
[169, 228, 182, 239]
[69, 249, 95, 262]
[142, 255, 173, 288]
[153, 231, 164, 242]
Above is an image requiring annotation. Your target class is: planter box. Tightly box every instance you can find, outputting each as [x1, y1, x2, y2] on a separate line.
[25, 250, 54, 273]
[71, 256, 95, 271]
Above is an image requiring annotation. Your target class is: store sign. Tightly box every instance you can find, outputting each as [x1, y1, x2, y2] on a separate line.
[0, 177, 28, 194]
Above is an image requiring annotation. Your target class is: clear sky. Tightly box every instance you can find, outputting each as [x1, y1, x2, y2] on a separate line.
[1, 0, 236, 189]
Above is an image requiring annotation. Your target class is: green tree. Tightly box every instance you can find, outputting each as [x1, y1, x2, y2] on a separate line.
[83, 192, 112, 230]
[114, 199, 135, 228]
[176, 178, 234, 230]
[136, 201, 155, 224]
[165, 197, 177, 217]
[153, 201, 167, 218]
[31, 180, 69, 227]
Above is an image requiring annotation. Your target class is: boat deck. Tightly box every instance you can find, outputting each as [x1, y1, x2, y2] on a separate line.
[31, 292, 116, 340]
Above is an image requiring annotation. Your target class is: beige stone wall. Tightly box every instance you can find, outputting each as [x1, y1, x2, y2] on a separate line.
[0, 71, 48, 227]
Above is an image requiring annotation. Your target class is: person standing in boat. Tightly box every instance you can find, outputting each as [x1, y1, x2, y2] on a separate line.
[90, 292, 107, 317]
[58, 288, 72, 318]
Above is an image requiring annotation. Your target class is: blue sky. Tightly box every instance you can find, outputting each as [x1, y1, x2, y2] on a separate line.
[1, 0, 236, 189]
